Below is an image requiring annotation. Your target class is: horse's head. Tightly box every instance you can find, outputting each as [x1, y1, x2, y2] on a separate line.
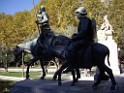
[13, 45, 23, 63]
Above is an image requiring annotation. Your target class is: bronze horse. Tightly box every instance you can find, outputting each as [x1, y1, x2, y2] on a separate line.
[13, 31, 70, 79]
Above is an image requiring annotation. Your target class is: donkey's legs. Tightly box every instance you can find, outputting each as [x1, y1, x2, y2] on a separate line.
[92, 62, 108, 87]
[75, 68, 80, 82]
[26, 57, 39, 79]
[93, 65, 116, 90]
[103, 65, 116, 90]
[92, 68, 102, 88]
[71, 69, 77, 86]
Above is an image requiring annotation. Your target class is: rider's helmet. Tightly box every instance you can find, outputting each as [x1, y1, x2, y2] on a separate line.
[39, 6, 45, 13]
[75, 7, 87, 15]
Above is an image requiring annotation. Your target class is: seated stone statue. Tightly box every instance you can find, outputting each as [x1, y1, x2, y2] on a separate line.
[97, 15, 114, 41]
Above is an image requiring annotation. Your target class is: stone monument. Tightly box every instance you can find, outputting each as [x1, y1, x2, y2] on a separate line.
[97, 15, 120, 75]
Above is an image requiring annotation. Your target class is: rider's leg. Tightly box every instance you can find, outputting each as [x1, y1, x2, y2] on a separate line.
[63, 41, 84, 73]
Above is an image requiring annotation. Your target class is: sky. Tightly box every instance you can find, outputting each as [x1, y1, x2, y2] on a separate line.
[0, 0, 41, 15]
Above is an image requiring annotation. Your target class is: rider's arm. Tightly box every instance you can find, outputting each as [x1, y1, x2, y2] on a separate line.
[36, 14, 42, 17]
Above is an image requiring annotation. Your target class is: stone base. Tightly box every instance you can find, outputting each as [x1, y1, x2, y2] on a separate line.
[10, 78, 120, 93]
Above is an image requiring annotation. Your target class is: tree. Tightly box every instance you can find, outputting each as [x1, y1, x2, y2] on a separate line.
[1, 0, 123, 51]
[82, 0, 105, 26]
[109, 0, 124, 48]
[40, 0, 80, 30]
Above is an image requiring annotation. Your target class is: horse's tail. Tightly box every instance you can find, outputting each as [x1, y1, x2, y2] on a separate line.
[107, 48, 110, 66]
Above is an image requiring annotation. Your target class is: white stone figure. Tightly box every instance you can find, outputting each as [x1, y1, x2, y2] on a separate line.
[97, 15, 114, 41]
[100, 15, 113, 31]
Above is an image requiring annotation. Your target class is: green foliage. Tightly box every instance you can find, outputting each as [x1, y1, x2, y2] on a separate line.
[41, 0, 80, 30]
[60, 25, 77, 38]
[0, 0, 124, 51]
[82, 0, 104, 25]
[24, 54, 33, 62]
[108, 0, 124, 49]
[0, 72, 41, 78]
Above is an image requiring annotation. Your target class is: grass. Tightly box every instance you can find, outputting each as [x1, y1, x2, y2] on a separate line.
[0, 72, 42, 79]
[0, 65, 57, 78]
[8, 65, 57, 69]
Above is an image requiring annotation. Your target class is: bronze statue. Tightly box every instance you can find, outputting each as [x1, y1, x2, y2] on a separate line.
[64, 7, 94, 73]
[35, 6, 51, 33]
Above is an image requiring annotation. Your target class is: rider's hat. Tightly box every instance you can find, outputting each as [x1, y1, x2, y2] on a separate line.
[75, 7, 87, 15]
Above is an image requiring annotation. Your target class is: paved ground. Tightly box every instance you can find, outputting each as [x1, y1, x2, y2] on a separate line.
[10, 73, 124, 93]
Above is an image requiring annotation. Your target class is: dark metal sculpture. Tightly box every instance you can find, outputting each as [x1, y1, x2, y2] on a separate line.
[53, 43, 116, 90]
[13, 30, 70, 79]
[13, 29, 116, 90]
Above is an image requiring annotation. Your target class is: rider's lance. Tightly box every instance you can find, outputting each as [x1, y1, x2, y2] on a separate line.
[33, 0, 41, 34]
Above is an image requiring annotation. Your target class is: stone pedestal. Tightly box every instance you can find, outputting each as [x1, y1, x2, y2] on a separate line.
[98, 39, 120, 75]
[10, 78, 121, 93]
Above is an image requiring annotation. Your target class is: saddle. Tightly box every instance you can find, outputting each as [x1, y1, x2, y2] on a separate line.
[77, 44, 92, 69]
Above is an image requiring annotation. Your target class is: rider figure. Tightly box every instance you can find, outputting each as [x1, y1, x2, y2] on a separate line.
[35, 6, 51, 33]
[35, 6, 53, 49]
[64, 7, 94, 73]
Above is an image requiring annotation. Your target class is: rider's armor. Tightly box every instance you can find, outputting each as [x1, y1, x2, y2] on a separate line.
[36, 6, 51, 32]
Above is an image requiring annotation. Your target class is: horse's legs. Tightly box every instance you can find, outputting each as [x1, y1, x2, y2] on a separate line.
[26, 57, 39, 79]
[103, 65, 116, 90]
[57, 62, 68, 86]
[52, 59, 63, 80]
[53, 70, 59, 80]
[39, 59, 46, 80]
[26, 64, 30, 79]
[54, 57, 60, 70]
